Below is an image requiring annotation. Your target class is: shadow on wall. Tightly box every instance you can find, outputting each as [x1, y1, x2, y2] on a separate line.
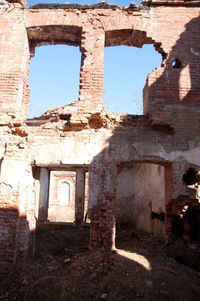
[1, 15, 200, 268]
[88, 118, 169, 250]
[0, 207, 34, 263]
[88, 16, 200, 251]
[149, 16, 200, 105]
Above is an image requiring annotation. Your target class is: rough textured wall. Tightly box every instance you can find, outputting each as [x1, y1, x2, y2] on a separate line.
[0, 0, 200, 262]
[116, 165, 136, 226]
[134, 163, 165, 240]
[0, 2, 30, 120]
[116, 163, 165, 240]
[1, 1, 200, 118]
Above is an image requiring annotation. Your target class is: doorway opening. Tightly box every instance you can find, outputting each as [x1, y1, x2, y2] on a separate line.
[32, 166, 90, 258]
[115, 162, 166, 250]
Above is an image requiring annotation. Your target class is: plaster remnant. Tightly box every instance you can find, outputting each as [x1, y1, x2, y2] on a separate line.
[133, 142, 200, 166]
[190, 47, 200, 56]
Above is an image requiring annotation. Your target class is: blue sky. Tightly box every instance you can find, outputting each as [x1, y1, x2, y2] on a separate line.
[27, 1, 161, 117]
[27, 1, 142, 7]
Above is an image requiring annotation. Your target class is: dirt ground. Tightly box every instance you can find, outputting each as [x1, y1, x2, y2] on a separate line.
[0, 224, 200, 301]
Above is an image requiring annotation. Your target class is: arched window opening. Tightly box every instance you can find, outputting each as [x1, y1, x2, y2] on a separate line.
[103, 45, 162, 114]
[58, 181, 71, 206]
[28, 44, 81, 118]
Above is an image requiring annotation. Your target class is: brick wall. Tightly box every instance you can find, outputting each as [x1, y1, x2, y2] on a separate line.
[0, 1, 200, 260]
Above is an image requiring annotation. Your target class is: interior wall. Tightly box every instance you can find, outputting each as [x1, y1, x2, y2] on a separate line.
[116, 163, 165, 240]
[48, 170, 76, 223]
[135, 163, 165, 240]
[38, 168, 49, 221]
[84, 171, 90, 223]
[116, 165, 136, 225]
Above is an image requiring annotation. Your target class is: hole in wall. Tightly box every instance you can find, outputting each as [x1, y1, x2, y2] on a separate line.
[171, 203, 199, 241]
[28, 45, 81, 118]
[103, 45, 162, 114]
[183, 168, 197, 186]
[183, 168, 200, 199]
[172, 58, 182, 69]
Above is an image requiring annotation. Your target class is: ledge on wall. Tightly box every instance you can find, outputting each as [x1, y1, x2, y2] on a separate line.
[29, 2, 120, 10]
[28, 1, 147, 11]
[6, 0, 26, 5]
[27, 1, 200, 10]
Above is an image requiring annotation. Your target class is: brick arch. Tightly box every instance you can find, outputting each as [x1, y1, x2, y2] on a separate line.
[105, 28, 166, 60]
[25, 10, 81, 28]
[27, 25, 82, 57]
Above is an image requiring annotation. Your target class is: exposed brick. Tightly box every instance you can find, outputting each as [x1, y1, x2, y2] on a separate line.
[0, 0, 200, 262]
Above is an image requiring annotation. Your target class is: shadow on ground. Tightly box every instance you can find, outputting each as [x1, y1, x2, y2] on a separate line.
[0, 225, 200, 301]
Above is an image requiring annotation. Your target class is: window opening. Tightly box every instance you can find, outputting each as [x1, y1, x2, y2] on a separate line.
[103, 45, 162, 114]
[28, 44, 81, 118]
[172, 58, 182, 69]
[58, 181, 71, 205]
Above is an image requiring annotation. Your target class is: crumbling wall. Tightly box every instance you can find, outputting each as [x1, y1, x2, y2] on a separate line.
[0, 0, 200, 261]
[0, 134, 36, 261]
[0, 1, 30, 120]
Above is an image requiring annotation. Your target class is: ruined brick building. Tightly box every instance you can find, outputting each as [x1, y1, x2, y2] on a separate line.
[0, 0, 200, 263]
